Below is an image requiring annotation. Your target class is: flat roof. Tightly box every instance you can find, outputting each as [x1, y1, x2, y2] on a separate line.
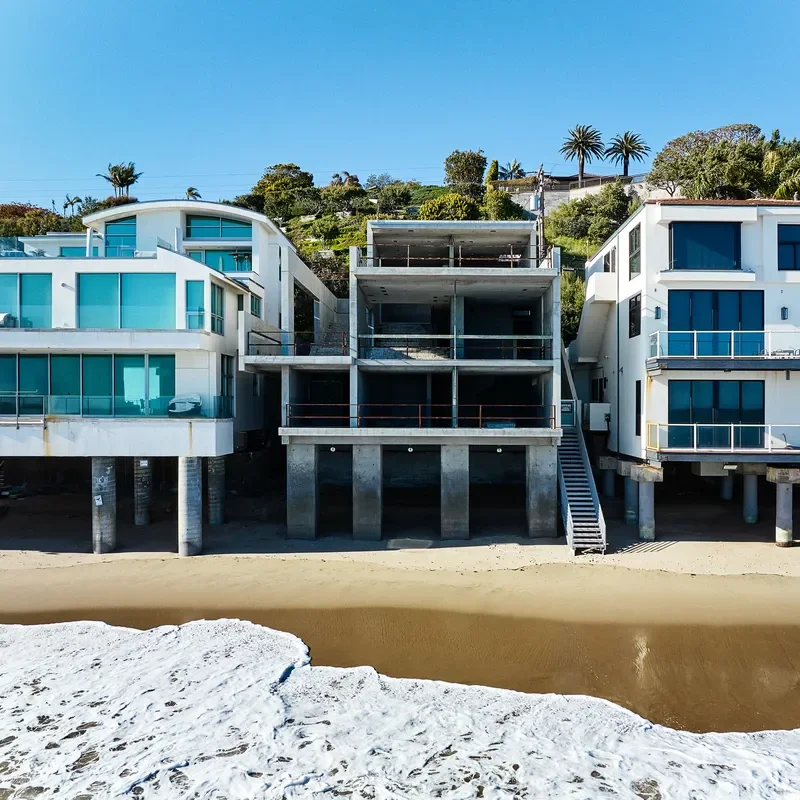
[646, 199, 800, 207]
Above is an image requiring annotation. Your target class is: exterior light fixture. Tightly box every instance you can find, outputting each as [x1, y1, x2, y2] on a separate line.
[407, 447, 414, 453]
[654, 306, 662, 319]
[330, 447, 336, 452]
[782, 306, 789, 320]
[496, 448, 503, 453]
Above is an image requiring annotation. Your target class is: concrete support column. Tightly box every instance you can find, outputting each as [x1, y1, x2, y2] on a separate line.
[768, 468, 800, 548]
[775, 483, 793, 548]
[133, 458, 152, 526]
[91, 457, 116, 554]
[441, 445, 469, 540]
[526, 444, 557, 538]
[598, 456, 617, 498]
[631, 464, 663, 542]
[624, 477, 639, 525]
[743, 473, 758, 524]
[207, 456, 226, 525]
[287, 444, 318, 539]
[721, 474, 734, 501]
[353, 445, 382, 541]
[178, 456, 202, 556]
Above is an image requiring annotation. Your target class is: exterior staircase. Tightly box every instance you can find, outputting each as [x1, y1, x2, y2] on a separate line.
[558, 426, 606, 553]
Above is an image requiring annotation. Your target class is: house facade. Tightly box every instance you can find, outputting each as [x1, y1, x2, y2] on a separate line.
[570, 199, 800, 544]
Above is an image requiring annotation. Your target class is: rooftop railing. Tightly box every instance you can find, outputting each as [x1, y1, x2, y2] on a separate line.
[286, 403, 555, 429]
[356, 244, 552, 269]
[647, 423, 800, 452]
[649, 330, 800, 359]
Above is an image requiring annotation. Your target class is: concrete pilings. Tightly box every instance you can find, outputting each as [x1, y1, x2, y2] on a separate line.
[617, 461, 638, 525]
[353, 445, 382, 541]
[287, 444, 318, 539]
[721, 474, 734, 501]
[91, 457, 116, 554]
[743, 474, 758, 524]
[526, 444, 557, 538]
[133, 458, 152, 526]
[207, 456, 226, 525]
[178, 456, 203, 556]
[767, 467, 800, 548]
[441, 445, 469, 540]
[597, 456, 617, 499]
[631, 464, 663, 542]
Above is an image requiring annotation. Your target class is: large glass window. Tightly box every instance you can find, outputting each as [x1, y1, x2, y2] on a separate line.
[50, 354, 81, 414]
[82, 354, 113, 415]
[250, 294, 262, 318]
[629, 224, 641, 277]
[105, 216, 137, 257]
[114, 354, 146, 416]
[0, 354, 16, 414]
[18, 355, 47, 414]
[186, 280, 205, 329]
[668, 380, 764, 448]
[211, 284, 224, 334]
[0, 274, 18, 322]
[121, 273, 175, 328]
[628, 293, 641, 338]
[778, 225, 800, 271]
[186, 249, 252, 272]
[670, 222, 741, 270]
[603, 248, 616, 273]
[20, 274, 52, 328]
[78, 274, 119, 328]
[148, 355, 175, 416]
[185, 215, 252, 240]
[667, 290, 764, 356]
[60, 246, 99, 257]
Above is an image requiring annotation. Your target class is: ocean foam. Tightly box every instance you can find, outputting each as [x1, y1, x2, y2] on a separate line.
[1, 620, 799, 798]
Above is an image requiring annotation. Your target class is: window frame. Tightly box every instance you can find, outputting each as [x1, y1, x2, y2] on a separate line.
[603, 247, 616, 273]
[669, 221, 742, 270]
[211, 283, 225, 335]
[185, 215, 252, 240]
[778, 225, 800, 271]
[629, 224, 641, 277]
[628, 293, 642, 338]
[250, 294, 262, 319]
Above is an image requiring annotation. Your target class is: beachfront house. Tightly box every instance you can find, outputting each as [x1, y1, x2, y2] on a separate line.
[569, 199, 800, 545]
[240, 220, 595, 548]
[1, 200, 331, 555]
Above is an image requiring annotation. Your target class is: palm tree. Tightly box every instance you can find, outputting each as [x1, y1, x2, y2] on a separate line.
[185, 186, 201, 200]
[330, 171, 361, 188]
[498, 160, 526, 180]
[559, 125, 605, 186]
[63, 194, 82, 216]
[97, 162, 142, 197]
[605, 132, 650, 177]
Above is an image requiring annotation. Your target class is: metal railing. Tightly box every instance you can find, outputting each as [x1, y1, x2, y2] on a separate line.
[358, 334, 553, 360]
[286, 403, 556, 429]
[0, 393, 233, 419]
[647, 423, 800, 452]
[649, 330, 800, 359]
[248, 330, 348, 356]
[356, 244, 553, 270]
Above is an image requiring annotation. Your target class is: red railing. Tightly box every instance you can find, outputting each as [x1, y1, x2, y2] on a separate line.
[249, 330, 348, 356]
[358, 336, 552, 360]
[285, 403, 555, 429]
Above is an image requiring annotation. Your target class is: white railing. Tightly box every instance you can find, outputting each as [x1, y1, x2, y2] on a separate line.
[647, 423, 800, 452]
[649, 330, 800, 359]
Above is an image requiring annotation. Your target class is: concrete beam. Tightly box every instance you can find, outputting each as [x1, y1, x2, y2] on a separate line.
[767, 467, 800, 485]
[441, 445, 469, 540]
[133, 457, 152, 526]
[526, 444, 557, 538]
[739, 463, 767, 476]
[353, 445, 382, 541]
[178, 456, 202, 556]
[287, 444, 318, 539]
[616, 460, 633, 477]
[91, 457, 116, 554]
[631, 464, 664, 483]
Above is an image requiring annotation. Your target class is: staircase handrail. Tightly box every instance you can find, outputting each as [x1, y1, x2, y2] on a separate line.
[575, 423, 606, 547]
[557, 458, 573, 549]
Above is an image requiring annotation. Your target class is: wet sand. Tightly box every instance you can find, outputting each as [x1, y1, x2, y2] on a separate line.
[3, 557, 800, 733]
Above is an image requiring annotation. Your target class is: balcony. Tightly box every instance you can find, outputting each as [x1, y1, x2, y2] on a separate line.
[356, 244, 554, 270]
[647, 423, 800, 454]
[247, 330, 349, 357]
[285, 403, 555, 429]
[647, 331, 800, 372]
[358, 334, 553, 361]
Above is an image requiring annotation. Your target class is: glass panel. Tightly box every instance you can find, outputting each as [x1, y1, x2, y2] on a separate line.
[19, 274, 51, 328]
[0, 274, 18, 325]
[716, 382, 740, 423]
[251, 295, 261, 318]
[105, 216, 137, 257]
[666, 290, 691, 356]
[690, 381, 714, 424]
[737, 292, 764, 355]
[185, 215, 222, 238]
[186, 280, 205, 329]
[779, 243, 796, 270]
[50, 354, 81, 415]
[671, 222, 740, 270]
[78, 274, 119, 328]
[82, 354, 112, 416]
[667, 381, 692, 448]
[148, 355, 175, 416]
[779, 225, 800, 243]
[202, 249, 252, 272]
[114, 354, 146, 416]
[187, 251, 203, 262]
[0, 354, 16, 414]
[18, 355, 47, 415]
[629, 225, 641, 276]
[60, 246, 99, 257]
[740, 381, 765, 447]
[691, 291, 716, 356]
[120, 274, 175, 328]
[220, 219, 252, 238]
[211, 284, 224, 334]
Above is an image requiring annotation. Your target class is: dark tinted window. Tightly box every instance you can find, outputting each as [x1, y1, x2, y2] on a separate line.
[629, 225, 641, 276]
[778, 225, 800, 270]
[670, 222, 741, 270]
[635, 380, 641, 436]
[629, 293, 641, 338]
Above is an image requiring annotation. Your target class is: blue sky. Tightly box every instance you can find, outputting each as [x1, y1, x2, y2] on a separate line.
[2, 0, 799, 206]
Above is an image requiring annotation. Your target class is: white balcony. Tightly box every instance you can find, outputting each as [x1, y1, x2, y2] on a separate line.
[649, 330, 800, 360]
[647, 423, 800, 454]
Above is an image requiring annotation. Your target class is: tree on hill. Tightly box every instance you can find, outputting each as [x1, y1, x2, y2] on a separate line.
[484, 160, 499, 185]
[418, 192, 480, 220]
[548, 181, 633, 247]
[480, 187, 525, 220]
[560, 125, 604, 186]
[499, 160, 526, 180]
[185, 186, 201, 200]
[560, 271, 585, 345]
[444, 149, 487, 201]
[251, 163, 315, 220]
[97, 162, 142, 197]
[375, 181, 414, 215]
[605, 132, 650, 177]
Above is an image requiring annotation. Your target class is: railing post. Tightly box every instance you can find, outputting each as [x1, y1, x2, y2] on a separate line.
[768, 329, 772, 356]
[693, 330, 697, 359]
[692, 424, 697, 451]
[730, 424, 734, 452]
[407, 244, 410, 269]
[418, 404, 422, 428]
[730, 330, 734, 358]
[478, 405, 483, 429]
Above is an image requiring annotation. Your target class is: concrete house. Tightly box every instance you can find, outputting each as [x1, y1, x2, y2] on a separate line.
[570, 199, 800, 545]
[241, 220, 577, 545]
[3, 200, 330, 555]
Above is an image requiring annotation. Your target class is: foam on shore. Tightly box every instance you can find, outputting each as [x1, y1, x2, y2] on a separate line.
[1, 620, 799, 798]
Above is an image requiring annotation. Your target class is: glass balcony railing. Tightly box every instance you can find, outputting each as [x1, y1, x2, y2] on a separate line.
[0, 393, 233, 419]
[647, 423, 800, 452]
[649, 330, 800, 359]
